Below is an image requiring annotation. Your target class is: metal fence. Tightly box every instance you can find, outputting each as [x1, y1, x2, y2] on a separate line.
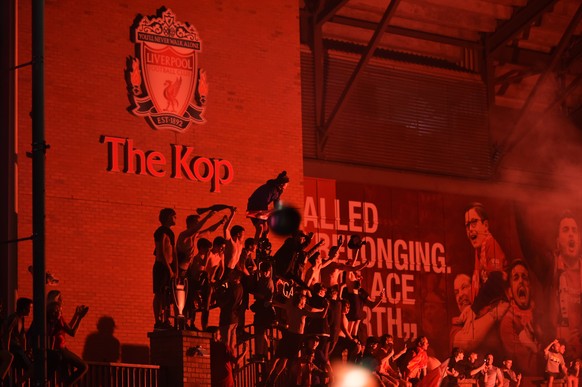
[9, 361, 159, 387]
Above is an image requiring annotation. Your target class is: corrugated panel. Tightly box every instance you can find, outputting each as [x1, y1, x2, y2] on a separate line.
[301, 51, 492, 178]
[301, 52, 317, 159]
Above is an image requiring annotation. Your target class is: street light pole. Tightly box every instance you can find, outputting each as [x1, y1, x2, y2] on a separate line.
[32, 0, 47, 384]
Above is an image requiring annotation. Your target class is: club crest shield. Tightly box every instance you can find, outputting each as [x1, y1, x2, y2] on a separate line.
[126, 8, 207, 132]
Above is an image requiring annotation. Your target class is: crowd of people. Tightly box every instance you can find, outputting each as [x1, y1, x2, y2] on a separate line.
[153, 199, 582, 387]
[0, 290, 89, 386]
[148, 173, 582, 387]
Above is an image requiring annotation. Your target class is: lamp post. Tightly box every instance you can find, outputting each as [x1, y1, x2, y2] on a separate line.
[32, 0, 47, 384]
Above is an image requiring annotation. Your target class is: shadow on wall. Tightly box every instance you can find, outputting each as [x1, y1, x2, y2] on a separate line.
[82, 315, 151, 364]
[82, 316, 121, 362]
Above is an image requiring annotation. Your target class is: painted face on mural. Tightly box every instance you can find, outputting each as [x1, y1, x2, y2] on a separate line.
[557, 217, 580, 261]
[454, 274, 472, 312]
[465, 208, 489, 249]
[509, 263, 530, 310]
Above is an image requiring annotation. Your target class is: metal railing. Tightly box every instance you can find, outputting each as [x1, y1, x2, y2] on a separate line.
[10, 361, 159, 387]
[79, 362, 159, 387]
[233, 323, 283, 387]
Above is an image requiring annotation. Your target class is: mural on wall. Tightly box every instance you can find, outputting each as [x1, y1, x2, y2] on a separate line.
[303, 177, 581, 375]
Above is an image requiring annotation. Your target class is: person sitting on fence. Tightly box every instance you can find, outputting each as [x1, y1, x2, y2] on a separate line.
[4, 298, 32, 386]
[0, 301, 12, 386]
[47, 291, 89, 386]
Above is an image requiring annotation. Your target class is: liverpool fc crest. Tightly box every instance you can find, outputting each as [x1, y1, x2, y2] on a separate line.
[126, 8, 207, 132]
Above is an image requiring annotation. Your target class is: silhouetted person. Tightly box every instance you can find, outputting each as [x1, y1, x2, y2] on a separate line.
[47, 292, 89, 386]
[188, 238, 213, 330]
[246, 171, 289, 242]
[218, 270, 243, 350]
[4, 298, 32, 385]
[153, 208, 177, 330]
[222, 208, 245, 281]
[250, 261, 275, 358]
[209, 327, 246, 387]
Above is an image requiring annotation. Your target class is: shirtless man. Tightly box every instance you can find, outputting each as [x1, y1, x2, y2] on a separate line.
[153, 208, 176, 330]
[201, 236, 227, 317]
[188, 238, 213, 331]
[222, 207, 246, 278]
[176, 211, 222, 278]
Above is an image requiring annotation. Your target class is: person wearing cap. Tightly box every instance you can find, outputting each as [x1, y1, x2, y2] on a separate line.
[246, 171, 289, 242]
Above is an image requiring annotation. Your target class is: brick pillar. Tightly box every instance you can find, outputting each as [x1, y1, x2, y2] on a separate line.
[148, 330, 212, 387]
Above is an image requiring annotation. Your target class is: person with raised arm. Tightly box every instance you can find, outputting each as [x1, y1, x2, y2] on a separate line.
[246, 171, 289, 242]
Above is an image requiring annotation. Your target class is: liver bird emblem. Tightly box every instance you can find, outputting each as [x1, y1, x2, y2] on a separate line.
[163, 76, 182, 112]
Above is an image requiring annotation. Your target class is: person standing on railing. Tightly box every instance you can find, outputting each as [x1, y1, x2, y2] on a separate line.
[246, 171, 290, 243]
[188, 238, 213, 331]
[218, 270, 244, 350]
[209, 327, 247, 387]
[153, 208, 177, 330]
[236, 238, 257, 343]
[250, 261, 275, 360]
[265, 292, 327, 386]
[222, 207, 244, 281]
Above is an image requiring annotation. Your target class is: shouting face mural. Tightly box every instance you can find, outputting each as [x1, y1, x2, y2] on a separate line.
[556, 216, 580, 263]
[464, 206, 489, 249]
[508, 261, 530, 310]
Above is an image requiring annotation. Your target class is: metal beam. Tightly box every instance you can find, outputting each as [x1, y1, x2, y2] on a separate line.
[317, 0, 349, 26]
[495, 44, 550, 69]
[313, 19, 326, 158]
[319, 0, 401, 151]
[485, 0, 556, 53]
[32, 0, 48, 384]
[497, 2, 582, 161]
[544, 74, 582, 114]
[330, 14, 481, 49]
[565, 37, 582, 68]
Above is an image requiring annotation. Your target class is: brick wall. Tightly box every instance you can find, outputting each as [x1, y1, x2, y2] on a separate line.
[16, 0, 303, 361]
[149, 330, 212, 386]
